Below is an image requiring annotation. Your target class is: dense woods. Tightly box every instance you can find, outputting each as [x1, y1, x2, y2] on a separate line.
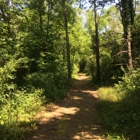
[0, 0, 140, 139]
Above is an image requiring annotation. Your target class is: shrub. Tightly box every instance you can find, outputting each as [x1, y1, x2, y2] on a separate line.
[25, 72, 68, 101]
[0, 57, 44, 140]
[97, 68, 140, 139]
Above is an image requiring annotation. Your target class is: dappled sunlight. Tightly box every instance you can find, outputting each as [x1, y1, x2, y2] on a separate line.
[69, 95, 83, 100]
[72, 123, 105, 140]
[36, 106, 80, 124]
[26, 74, 105, 140]
[75, 73, 89, 80]
[73, 130, 105, 140]
[82, 90, 99, 98]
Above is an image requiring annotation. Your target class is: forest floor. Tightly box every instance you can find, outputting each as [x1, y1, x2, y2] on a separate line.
[26, 73, 106, 140]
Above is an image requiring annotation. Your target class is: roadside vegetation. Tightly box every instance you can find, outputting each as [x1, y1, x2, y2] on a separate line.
[1, 0, 140, 140]
[97, 68, 140, 139]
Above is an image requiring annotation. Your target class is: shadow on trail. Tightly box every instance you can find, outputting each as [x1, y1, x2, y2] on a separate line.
[26, 74, 105, 140]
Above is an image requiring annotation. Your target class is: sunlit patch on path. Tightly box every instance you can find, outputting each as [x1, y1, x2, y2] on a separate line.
[26, 73, 105, 140]
[36, 106, 80, 123]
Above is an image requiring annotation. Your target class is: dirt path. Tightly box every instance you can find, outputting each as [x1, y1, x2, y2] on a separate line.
[26, 73, 105, 140]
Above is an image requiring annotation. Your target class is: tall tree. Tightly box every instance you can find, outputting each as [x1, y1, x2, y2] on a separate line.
[62, 0, 72, 81]
[88, 0, 101, 84]
[99, 0, 135, 69]
[119, 0, 134, 69]
[93, 0, 101, 84]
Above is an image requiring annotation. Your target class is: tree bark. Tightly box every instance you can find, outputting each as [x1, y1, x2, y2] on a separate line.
[62, 0, 72, 81]
[120, 0, 134, 69]
[127, 28, 133, 69]
[94, 0, 101, 84]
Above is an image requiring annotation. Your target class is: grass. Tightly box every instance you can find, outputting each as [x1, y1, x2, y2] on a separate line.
[97, 87, 127, 140]
[98, 87, 122, 102]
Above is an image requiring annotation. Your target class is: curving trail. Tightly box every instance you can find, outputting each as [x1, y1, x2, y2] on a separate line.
[26, 73, 105, 140]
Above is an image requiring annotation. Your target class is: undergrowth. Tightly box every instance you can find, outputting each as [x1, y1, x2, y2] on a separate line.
[97, 68, 140, 140]
[0, 57, 42, 140]
[0, 57, 69, 140]
[0, 87, 44, 140]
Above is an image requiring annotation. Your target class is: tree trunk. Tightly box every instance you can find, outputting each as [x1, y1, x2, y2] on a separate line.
[94, 0, 101, 84]
[127, 28, 133, 69]
[46, 1, 51, 44]
[62, 0, 72, 81]
[120, 0, 134, 69]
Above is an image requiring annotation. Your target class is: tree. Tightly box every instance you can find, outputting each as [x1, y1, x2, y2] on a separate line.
[89, 0, 135, 69]
[86, 0, 101, 84]
[100, 0, 135, 69]
[62, 0, 72, 82]
[118, 0, 134, 69]
[93, 0, 101, 84]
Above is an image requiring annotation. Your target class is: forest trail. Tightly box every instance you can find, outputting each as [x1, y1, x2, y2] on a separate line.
[26, 73, 105, 140]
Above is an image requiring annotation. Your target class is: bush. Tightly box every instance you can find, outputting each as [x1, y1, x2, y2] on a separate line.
[0, 88, 44, 140]
[0, 57, 44, 140]
[115, 68, 140, 97]
[25, 72, 68, 101]
[97, 68, 140, 139]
